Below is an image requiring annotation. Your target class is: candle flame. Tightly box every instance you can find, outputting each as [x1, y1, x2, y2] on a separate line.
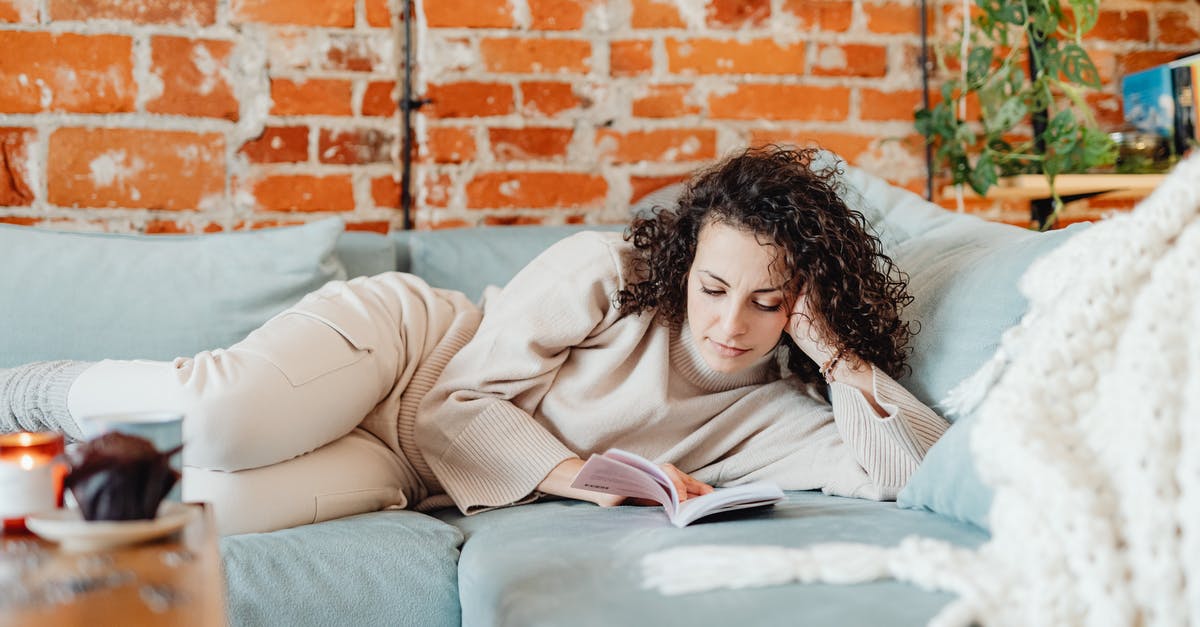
[19, 454, 35, 470]
[17, 432, 33, 446]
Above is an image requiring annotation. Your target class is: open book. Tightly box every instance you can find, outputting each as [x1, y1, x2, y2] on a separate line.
[569, 448, 785, 528]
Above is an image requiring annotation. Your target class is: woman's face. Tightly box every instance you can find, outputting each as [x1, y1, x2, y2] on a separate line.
[686, 221, 791, 373]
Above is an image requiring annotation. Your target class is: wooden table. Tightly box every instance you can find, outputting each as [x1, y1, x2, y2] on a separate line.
[2, 503, 226, 627]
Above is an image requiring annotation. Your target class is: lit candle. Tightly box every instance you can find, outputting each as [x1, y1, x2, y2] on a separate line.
[0, 431, 65, 534]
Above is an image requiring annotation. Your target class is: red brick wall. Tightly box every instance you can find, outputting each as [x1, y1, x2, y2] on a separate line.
[0, 0, 397, 233]
[0, 0, 1196, 233]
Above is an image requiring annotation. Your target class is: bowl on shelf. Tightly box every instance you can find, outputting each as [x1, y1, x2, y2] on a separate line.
[1108, 129, 1174, 174]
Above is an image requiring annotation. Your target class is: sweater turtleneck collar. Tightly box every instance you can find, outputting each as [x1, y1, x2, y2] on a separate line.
[669, 321, 778, 392]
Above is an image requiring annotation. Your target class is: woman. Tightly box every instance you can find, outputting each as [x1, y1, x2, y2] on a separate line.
[1, 146, 947, 535]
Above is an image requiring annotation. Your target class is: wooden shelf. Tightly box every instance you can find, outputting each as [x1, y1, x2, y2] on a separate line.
[943, 173, 1167, 201]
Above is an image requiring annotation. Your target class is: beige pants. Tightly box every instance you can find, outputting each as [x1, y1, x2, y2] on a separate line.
[67, 279, 425, 536]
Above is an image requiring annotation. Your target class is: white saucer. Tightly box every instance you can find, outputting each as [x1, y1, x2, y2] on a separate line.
[25, 502, 198, 553]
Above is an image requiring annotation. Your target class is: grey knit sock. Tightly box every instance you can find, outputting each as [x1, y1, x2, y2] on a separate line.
[0, 361, 93, 442]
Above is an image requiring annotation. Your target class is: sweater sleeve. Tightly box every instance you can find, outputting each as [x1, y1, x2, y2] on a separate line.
[827, 365, 950, 499]
[415, 232, 626, 514]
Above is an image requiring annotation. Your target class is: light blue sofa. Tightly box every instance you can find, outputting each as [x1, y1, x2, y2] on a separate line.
[0, 158, 1085, 626]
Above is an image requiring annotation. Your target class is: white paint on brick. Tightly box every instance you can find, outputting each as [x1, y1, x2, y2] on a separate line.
[88, 150, 145, 189]
[673, 0, 706, 30]
[679, 135, 700, 155]
[140, 68, 165, 105]
[35, 78, 51, 109]
[265, 27, 312, 71]
[578, 81, 619, 120]
[10, 0, 36, 22]
[197, 193, 226, 213]
[423, 35, 478, 77]
[511, 0, 532, 30]
[595, 132, 619, 156]
[230, 187, 257, 216]
[772, 4, 804, 34]
[705, 81, 739, 98]
[498, 179, 521, 197]
[815, 45, 848, 70]
[855, 140, 924, 184]
[587, 0, 614, 32]
[229, 34, 270, 146]
[54, 68, 84, 102]
[176, 144, 203, 166]
[191, 43, 222, 96]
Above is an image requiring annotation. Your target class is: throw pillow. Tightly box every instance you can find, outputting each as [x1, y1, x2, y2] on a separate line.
[0, 218, 346, 367]
[833, 163, 1086, 531]
[394, 224, 623, 303]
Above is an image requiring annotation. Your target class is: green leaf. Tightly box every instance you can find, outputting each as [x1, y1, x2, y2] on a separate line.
[914, 109, 933, 137]
[968, 151, 998, 195]
[976, 0, 1025, 24]
[1068, 0, 1099, 33]
[975, 13, 999, 40]
[941, 80, 957, 104]
[988, 97, 1027, 134]
[1044, 108, 1079, 160]
[955, 121, 977, 146]
[1029, 82, 1054, 112]
[1031, 36, 1060, 80]
[1057, 43, 1102, 88]
[1079, 125, 1117, 167]
[1029, 3, 1058, 36]
[966, 47, 994, 89]
[950, 153, 972, 186]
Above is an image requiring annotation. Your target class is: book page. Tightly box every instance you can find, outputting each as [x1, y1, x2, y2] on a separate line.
[601, 449, 678, 506]
[570, 454, 673, 509]
[672, 482, 785, 527]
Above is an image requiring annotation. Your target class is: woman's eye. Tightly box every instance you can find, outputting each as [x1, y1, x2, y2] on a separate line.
[755, 302, 784, 312]
[700, 287, 723, 296]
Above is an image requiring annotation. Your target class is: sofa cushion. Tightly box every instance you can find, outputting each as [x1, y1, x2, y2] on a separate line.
[439, 491, 987, 627]
[392, 225, 623, 303]
[0, 219, 346, 367]
[336, 230, 397, 279]
[898, 410, 991, 529]
[221, 510, 463, 627]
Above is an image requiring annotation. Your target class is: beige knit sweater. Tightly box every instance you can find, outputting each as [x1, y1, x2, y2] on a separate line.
[413, 231, 949, 515]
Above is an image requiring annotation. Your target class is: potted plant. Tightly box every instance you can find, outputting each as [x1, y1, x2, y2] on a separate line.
[915, 0, 1117, 230]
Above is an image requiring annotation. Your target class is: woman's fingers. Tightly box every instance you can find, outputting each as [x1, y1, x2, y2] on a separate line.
[661, 464, 713, 501]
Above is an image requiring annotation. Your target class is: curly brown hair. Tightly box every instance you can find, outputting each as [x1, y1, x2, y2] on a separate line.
[615, 145, 914, 384]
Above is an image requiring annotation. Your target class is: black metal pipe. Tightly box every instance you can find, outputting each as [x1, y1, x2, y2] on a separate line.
[399, 0, 415, 230]
[920, 0, 933, 201]
[1026, 2, 1048, 159]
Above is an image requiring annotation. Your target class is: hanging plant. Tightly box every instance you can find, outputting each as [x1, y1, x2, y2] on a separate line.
[915, 0, 1118, 229]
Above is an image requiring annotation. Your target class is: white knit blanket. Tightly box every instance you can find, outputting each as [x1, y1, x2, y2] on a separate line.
[642, 153, 1200, 626]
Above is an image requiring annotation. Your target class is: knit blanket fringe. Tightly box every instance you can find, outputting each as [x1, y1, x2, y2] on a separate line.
[641, 153, 1200, 626]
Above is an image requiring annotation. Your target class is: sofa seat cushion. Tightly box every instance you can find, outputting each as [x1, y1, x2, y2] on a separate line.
[439, 492, 987, 627]
[221, 510, 463, 627]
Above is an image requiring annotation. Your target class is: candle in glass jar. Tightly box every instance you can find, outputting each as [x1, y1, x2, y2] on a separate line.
[0, 432, 65, 534]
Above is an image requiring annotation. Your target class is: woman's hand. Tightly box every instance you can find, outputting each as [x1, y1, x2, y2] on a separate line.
[788, 294, 885, 414]
[535, 458, 714, 508]
[597, 463, 715, 507]
[660, 463, 714, 501]
[787, 291, 836, 366]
